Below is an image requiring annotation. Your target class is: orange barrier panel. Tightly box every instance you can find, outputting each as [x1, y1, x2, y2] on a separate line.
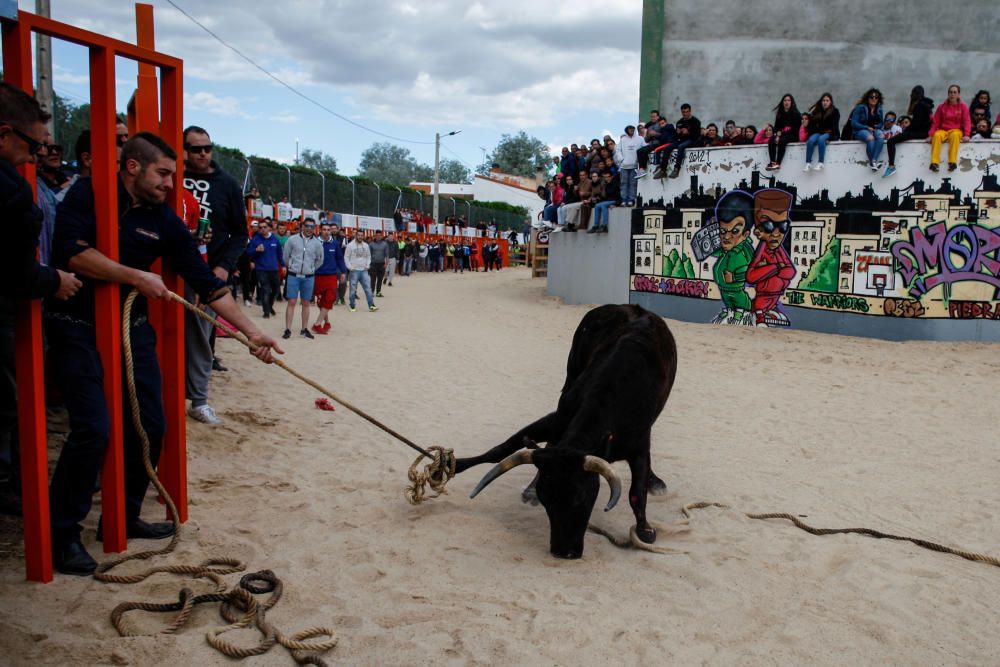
[1, 4, 184, 581]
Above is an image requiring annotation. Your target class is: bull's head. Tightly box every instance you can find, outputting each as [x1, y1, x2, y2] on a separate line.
[470, 449, 621, 559]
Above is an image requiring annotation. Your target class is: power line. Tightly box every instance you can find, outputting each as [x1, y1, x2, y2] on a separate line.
[440, 143, 478, 173]
[163, 0, 435, 146]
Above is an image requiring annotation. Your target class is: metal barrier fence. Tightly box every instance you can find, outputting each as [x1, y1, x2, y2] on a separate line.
[216, 152, 527, 230]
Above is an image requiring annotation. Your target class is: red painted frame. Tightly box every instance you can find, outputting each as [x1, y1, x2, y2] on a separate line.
[0, 5, 185, 582]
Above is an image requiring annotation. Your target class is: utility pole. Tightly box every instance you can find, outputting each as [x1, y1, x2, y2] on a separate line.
[35, 0, 54, 136]
[433, 129, 460, 226]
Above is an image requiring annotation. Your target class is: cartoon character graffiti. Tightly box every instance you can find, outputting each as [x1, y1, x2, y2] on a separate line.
[708, 190, 756, 326]
[746, 189, 795, 327]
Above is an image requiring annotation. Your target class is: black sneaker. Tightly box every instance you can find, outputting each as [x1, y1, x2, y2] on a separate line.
[97, 516, 175, 541]
[282, 329, 291, 339]
[212, 358, 228, 372]
[53, 541, 97, 576]
[301, 328, 314, 339]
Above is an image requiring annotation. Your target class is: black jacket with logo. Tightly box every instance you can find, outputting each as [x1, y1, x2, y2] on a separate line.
[183, 160, 247, 275]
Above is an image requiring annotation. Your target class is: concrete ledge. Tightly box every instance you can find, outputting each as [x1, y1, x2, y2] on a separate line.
[546, 208, 632, 305]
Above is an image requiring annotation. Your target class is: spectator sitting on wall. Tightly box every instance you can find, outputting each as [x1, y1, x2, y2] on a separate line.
[992, 119, 1000, 139]
[970, 89, 991, 123]
[798, 113, 810, 142]
[754, 124, 773, 144]
[804, 92, 840, 172]
[588, 170, 619, 234]
[765, 94, 800, 171]
[881, 111, 902, 137]
[850, 87, 886, 172]
[635, 110, 664, 177]
[665, 103, 701, 179]
[884, 85, 934, 178]
[928, 83, 971, 173]
[971, 118, 992, 141]
[703, 123, 726, 147]
[743, 125, 758, 144]
[970, 107, 989, 133]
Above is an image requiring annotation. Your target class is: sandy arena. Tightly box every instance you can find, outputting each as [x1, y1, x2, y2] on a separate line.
[1, 266, 998, 665]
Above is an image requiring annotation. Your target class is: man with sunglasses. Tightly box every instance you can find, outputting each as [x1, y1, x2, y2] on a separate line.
[746, 189, 795, 327]
[0, 84, 82, 516]
[182, 126, 248, 424]
[281, 218, 323, 338]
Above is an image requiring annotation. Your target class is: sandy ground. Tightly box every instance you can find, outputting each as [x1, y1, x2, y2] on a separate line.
[1, 266, 999, 666]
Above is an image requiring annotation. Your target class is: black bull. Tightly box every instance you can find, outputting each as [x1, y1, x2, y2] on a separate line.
[455, 304, 678, 559]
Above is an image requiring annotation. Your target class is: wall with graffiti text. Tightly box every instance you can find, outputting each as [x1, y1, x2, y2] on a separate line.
[631, 141, 1000, 330]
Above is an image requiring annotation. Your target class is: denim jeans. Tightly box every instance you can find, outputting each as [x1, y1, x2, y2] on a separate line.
[348, 269, 375, 308]
[542, 204, 558, 223]
[255, 270, 279, 315]
[805, 133, 829, 163]
[557, 204, 568, 227]
[48, 319, 165, 546]
[619, 168, 638, 202]
[855, 129, 885, 163]
[593, 201, 615, 228]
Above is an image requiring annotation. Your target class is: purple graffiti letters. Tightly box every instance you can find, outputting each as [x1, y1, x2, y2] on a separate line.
[633, 275, 710, 298]
[892, 222, 1000, 298]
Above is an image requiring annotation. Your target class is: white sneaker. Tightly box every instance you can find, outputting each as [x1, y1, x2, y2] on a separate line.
[244, 300, 251, 307]
[187, 404, 221, 425]
[803, 163, 812, 173]
[815, 162, 824, 171]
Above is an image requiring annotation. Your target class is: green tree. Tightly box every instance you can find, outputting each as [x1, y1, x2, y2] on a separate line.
[299, 147, 337, 173]
[663, 248, 679, 276]
[438, 158, 471, 183]
[52, 92, 90, 162]
[359, 142, 431, 186]
[799, 237, 841, 292]
[481, 131, 550, 177]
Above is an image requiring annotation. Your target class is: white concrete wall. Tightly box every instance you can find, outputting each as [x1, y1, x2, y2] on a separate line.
[473, 177, 542, 224]
[546, 209, 632, 306]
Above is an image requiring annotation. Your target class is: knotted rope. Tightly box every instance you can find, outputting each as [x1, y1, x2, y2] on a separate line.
[405, 447, 457, 505]
[94, 290, 338, 665]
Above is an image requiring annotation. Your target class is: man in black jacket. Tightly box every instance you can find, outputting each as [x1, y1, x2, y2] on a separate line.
[48, 132, 281, 575]
[0, 83, 81, 514]
[181, 126, 248, 425]
[670, 103, 702, 179]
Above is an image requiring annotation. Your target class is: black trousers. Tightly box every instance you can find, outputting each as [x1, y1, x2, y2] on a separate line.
[886, 128, 927, 166]
[256, 270, 280, 315]
[48, 319, 165, 546]
[370, 263, 386, 294]
[768, 132, 796, 164]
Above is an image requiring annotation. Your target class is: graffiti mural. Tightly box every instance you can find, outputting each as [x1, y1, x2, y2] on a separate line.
[630, 161, 1000, 323]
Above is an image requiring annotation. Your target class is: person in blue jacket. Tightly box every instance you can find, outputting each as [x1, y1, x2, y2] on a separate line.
[246, 218, 284, 317]
[312, 221, 347, 334]
[850, 88, 886, 171]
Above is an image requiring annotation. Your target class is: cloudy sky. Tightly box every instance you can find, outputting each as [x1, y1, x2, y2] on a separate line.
[32, 0, 642, 175]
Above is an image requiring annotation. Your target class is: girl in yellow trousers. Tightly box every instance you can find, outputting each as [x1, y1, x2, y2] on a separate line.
[928, 84, 971, 172]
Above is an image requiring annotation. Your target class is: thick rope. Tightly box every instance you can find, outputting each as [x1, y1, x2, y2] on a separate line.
[96, 290, 338, 665]
[681, 502, 1000, 568]
[168, 291, 455, 504]
[405, 447, 457, 506]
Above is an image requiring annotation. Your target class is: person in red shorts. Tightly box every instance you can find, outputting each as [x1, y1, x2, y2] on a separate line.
[745, 189, 795, 327]
[312, 221, 346, 334]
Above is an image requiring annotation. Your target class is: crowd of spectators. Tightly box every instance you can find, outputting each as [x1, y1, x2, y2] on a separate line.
[539, 83, 998, 234]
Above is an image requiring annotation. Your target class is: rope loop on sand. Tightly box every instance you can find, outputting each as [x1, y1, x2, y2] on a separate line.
[96, 290, 338, 665]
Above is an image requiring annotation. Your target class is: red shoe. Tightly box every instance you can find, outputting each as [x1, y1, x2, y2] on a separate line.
[311, 323, 328, 335]
[322, 321, 331, 333]
[314, 398, 335, 411]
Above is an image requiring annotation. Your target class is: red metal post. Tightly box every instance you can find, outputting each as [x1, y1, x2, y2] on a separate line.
[2, 16, 52, 583]
[157, 59, 188, 522]
[89, 45, 127, 553]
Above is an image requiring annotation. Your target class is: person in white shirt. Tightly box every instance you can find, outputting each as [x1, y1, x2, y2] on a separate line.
[615, 125, 644, 206]
[344, 228, 377, 312]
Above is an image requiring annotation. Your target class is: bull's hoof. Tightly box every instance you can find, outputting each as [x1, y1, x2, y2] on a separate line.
[551, 549, 582, 559]
[521, 486, 539, 506]
[649, 474, 668, 496]
[636, 526, 657, 544]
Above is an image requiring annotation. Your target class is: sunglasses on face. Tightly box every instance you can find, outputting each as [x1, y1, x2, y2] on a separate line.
[5, 125, 45, 155]
[718, 225, 745, 236]
[44, 144, 63, 155]
[185, 144, 213, 154]
[758, 220, 790, 234]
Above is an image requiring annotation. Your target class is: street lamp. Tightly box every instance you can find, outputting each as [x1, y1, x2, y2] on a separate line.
[393, 185, 402, 216]
[374, 182, 381, 218]
[433, 129, 461, 227]
[416, 190, 423, 214]
[346, 176, 356, 215]
[465, 199, 471, 227]
[314, 168, 325, 212]
[283, 164, 291, 205]
[449, 196, 457, 223]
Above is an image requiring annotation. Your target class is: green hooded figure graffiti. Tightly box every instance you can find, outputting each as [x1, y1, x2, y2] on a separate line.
[710, 190, 755, 323]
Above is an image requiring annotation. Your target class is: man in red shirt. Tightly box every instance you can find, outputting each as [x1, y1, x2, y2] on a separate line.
[745, 189, 795, 327]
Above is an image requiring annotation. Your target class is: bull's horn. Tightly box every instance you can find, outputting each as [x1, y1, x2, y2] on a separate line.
[469, 450, 534, 499]
[583, 456, 622, 512]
